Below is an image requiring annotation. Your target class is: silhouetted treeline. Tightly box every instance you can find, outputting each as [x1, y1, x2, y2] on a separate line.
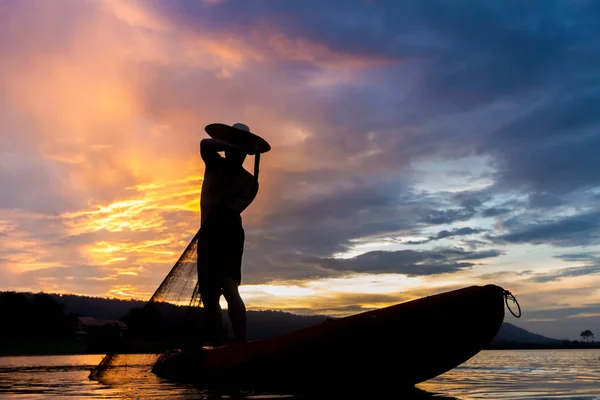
[0, 291, 328, 331]
[0, 291, 328, 355]
[0, 292, 74, 342]
[1, 290, 597, 355]
[0, 291, 147, 320]
[488, 340, 600, 350]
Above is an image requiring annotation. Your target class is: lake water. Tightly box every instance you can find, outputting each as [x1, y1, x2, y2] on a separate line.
[0, 350, 599, 399]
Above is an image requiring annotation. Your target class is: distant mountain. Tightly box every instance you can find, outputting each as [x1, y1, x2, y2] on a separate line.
[2, 291, 327, 340]
[1, 291, 561, 344]
[492, 322, 560, 344]
[21, 292, 147, 320]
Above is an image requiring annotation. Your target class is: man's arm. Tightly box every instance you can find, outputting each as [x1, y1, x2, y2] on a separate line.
[200, 138, 242, 164]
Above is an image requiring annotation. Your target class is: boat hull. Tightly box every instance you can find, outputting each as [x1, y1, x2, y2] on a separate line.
[152, 284, 506, 392]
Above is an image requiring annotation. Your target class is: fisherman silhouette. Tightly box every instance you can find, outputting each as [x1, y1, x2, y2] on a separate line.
[197, 122, 270, 345]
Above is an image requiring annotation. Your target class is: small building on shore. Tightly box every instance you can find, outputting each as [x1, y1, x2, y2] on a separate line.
[75, 317, 127, 341]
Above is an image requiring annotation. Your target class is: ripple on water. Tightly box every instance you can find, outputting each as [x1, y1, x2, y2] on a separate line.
[0, 350, 599, 399]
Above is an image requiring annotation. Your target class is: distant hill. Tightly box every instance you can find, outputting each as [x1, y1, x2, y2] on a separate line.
[0, 291, 560, 344]
[492, 322, 560, 344]
[21, 292, 147, 320]
[1, 291, 328, 340]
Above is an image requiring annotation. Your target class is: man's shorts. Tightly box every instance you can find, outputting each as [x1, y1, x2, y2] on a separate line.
[196, 207, 245, 302]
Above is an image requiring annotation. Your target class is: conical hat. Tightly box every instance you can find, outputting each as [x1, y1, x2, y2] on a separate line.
[204, 122, 271, 155]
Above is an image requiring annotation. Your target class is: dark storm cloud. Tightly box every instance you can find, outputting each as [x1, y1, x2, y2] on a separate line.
[318, 247, 502, 276]
[156, 0, 598, 68]
[417, 208, 477, 225]
[528, 253, 600, 283]
[518, 303, 600, 340]
[491, 211, 600, 247]
[250, 171, 498, 266]
[454, 249, 503, 260]
[241, 237, 503, 284]
[405, 227, 485, 244]
[555, 252, 599, 262]
[523, 305, 600, 322]
[530, 265, 600, 283]
[189, 0, 600, 261]
[155, 0, 600, 114]
[257, 177, 431, 257]
[483, 90, 600, 194]
[453, 190, 491, 210]
[482, 207, 512, 217]
[525, 192, 568, 210]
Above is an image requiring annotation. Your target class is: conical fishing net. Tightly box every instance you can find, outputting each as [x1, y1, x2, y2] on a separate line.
[148, 229, 202, 307]
[89, 229, 204, 383]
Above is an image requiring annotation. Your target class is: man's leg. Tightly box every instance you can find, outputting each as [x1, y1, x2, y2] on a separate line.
[221, 277, 247, 342]
[201, 294, 225, 346]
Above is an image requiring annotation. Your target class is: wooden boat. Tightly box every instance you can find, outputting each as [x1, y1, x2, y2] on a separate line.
[152, 284, 507, 393]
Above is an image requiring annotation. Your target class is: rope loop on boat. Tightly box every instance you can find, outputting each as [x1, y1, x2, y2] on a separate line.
[503, 290, 521, 318]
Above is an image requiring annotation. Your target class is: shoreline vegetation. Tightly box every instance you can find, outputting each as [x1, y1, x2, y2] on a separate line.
[486, 342, 600, 350]
[1, 291, 597, 357]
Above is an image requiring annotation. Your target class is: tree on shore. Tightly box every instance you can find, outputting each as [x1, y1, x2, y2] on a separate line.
[0, 291, 72, 341]
[580, 330, 594, 343]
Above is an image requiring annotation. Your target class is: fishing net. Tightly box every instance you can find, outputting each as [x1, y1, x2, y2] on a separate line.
[89, 229, 204, 383]
[148, 229, 202, 307]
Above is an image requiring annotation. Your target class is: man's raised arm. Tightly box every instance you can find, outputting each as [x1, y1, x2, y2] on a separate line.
[200, 138, 242, 163]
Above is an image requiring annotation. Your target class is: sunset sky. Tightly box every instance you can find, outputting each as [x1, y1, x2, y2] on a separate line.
[1, 0, 599, 340]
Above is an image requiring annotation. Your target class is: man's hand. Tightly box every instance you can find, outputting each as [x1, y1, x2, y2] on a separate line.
[201, 138, 242, 164]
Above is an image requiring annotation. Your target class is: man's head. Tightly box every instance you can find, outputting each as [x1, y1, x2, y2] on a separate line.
[224, 123, 250, 166]
[225, 148, 247, 166]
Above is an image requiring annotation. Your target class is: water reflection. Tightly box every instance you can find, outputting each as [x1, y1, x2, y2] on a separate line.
[0, 350, 599, 399]
[417, 349, 600, 399]
[0, 353, 453, 399]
